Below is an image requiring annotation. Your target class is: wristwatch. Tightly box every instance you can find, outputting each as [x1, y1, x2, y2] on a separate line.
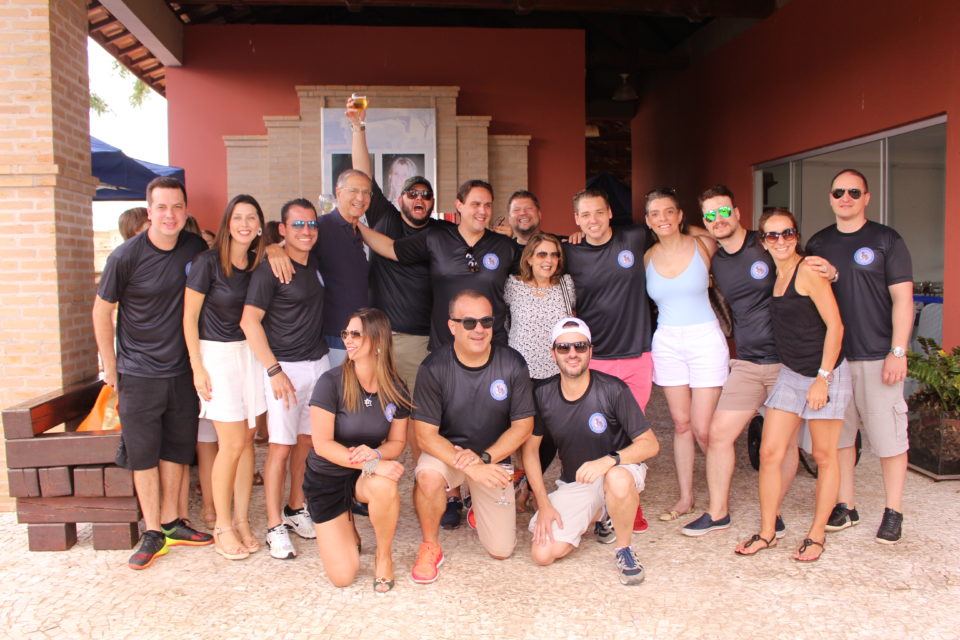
[817, 368, 834, 383]
[479, 451, 492, 464]
[608, 452, 621, 465]
[890, 346, 906, 358]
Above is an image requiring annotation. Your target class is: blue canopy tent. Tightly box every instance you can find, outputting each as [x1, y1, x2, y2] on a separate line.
[91, 136, 185, 201]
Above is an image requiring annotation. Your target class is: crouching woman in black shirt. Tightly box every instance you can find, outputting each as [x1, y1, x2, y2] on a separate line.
[304, 308, 411, 592]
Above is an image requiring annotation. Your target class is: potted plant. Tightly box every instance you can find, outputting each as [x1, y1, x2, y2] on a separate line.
[906, 337, 960, 480]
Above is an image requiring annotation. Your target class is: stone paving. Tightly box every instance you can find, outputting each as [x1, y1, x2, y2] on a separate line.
[3, 387, 959, 639]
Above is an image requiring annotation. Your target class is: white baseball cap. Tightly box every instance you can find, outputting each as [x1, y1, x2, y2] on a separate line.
[550, 317, 591, 344]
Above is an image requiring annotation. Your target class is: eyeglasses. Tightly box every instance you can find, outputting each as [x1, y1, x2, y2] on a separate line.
[341, 187, 372, 197]
[465, 251, 479, 273]
[289, 220, 318, 230]
[451, 316, 494, 330]
[703, 206, 733, 223]
[761, 228, 799, 243]
[534, 251, 561, 259]
[830, 188, 863, 200]
[405, 189, 433, 200]
[339, 329, 363, 341]
[553, 341, 591, 354]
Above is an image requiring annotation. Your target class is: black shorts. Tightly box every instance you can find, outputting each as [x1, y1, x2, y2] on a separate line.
[303, 466, 361, 524]
[116, 372, 199, 471]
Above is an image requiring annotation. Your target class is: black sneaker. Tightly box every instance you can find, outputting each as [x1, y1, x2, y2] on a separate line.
[824, 503, 860, 532]
[594, 516, 616, 544]
[162, 518, 214, 546]
[775, 515, 786, 539]
[681, 513, 731, 537]
[128, 530, 168, 570]
[440, 497, 463, 529]
[876, 508, 903, 544]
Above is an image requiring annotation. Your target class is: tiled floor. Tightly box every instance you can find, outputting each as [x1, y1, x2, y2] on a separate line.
[3, 387, 959, 639]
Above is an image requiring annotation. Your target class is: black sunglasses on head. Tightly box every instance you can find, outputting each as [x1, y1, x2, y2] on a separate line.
[830, 188, 863, 200]
[553, 341, 591, 354]
[464, 251, 480, 273]
[451, 316, 494, 330]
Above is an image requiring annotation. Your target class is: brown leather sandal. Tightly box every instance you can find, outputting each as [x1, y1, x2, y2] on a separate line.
[735, 533, 776, 556]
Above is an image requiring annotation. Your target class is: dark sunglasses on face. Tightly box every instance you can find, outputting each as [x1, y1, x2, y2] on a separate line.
[535, 251, 561, 259]
[405, 189, 433, 200]
[762, 228, 798, 243]
[703, 206, 733, 222]
[340, 329, 363, 341]
[465, 251, 480, 273]
[289, 220, 318, 230]
[553, 341, 590, 354]
[830, 188, 863, 200]
[451, 316, 494, 330]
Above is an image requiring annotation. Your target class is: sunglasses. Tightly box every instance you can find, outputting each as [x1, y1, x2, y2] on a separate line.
[465, 251, 480, 273]
[762, 228, 798, 243]
[534, 251, 561, 259]
[553, 341, 591, 354]
[703, 206, 733, 222]
[339, 329, 363, 341]
[451, 316, 494, 330]
[405, 189, 433, 200]
[830, 188, 863, 200]
[289, 220, 318, 230]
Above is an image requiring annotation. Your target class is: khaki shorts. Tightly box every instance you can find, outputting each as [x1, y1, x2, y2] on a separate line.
[392, 333, 429, 397]
[528, 464, 647, 547]
[839, 359, 909, 457]
[415, 451, 516, 558]
[716, 360, 782, 412]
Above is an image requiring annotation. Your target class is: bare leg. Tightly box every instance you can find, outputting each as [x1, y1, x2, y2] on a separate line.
[233, 424, 258, 548]
[880, 452, 907, 512]
[177, 464, 190, 521]
[414, 469, 447, 544]
[211, 420, 247, 550]
[313, 514, 361, 587]
[795, 418, 842, 560]
[134, 467, 161, 531]
[662, 385, 695, 515]
[159, 460, 185, 525]
[287, 435, 311, 510]
[357, 474, 401, 585]
[604, 467, 639, 549]
[779, 440, 800, 503]
[705, 409, 756, 518]
[196, 441, 218, 526]
[264, 443, 292, 529]
[835, 446, 857, 507]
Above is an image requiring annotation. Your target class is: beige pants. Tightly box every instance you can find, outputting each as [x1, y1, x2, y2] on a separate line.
[393, 333, 430, 396]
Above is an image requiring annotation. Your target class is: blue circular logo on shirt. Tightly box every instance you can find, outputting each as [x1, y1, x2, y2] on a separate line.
[750, 260, 769, 280]
[854, 247, 875, 265]
[490, 379, 509, 401]
[588, 412, 608, 434]
[483, 253, 500, 270]
[383, 403, 397, 422]
[617, 250, 635, 268]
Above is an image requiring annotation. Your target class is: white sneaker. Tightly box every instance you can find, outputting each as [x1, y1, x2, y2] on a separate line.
[266, 524, 296, 560]
[283, 507, 316, 539]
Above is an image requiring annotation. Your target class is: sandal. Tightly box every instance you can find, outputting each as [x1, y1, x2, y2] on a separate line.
[373, 577, 395, 594]
[735, 533, 776, 556]
[234, 521, 260, 554]
[794, 538, 824, 562]
[213, 527, 250, 561]
[658, 504, 695, 521]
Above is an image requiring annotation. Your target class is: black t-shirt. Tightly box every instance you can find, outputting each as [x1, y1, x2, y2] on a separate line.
[313, 211, 370, 337]
[533, 371, 650, 483]
[711, 230, 779, 364]
[806, 221, 913, 360]
[186, 249, 255, 343]
[395, 225, 518, 350]
[98, 230, 207, 377]
[244, 255, 329, 362]
[563, 225, 653, 359]
[306, 366, 411, 477]
[412, 343, 535, 453]
[366, 181, 445, 335]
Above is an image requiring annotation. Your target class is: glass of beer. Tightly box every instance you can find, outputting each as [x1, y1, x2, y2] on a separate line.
[351, 93, 368, 124]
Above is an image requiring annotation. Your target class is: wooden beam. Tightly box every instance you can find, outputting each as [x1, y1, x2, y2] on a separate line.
[1, 378, 102, 439]
[17, 496, 140, 524]
[6, 431, 121, 469]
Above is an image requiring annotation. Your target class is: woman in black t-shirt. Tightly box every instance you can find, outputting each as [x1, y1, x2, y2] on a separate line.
[304, 308, 410, 593]
[735, 209, 849, 563]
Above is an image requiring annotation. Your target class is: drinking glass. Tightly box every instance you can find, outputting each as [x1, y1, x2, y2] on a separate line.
[495, 463, 514, 506]
[319, 193, 336, 214]
[351, 93, 368, 124]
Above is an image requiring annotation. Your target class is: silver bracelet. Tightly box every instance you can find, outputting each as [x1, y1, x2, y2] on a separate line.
[362, 458, 379, 477]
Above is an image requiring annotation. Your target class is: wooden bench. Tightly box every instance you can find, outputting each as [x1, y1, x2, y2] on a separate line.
[3, 378, 140, 551]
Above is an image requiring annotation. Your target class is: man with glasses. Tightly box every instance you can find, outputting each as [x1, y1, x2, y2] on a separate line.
[409, 290, 535, 583]
[241, 199, 331, 560]
[805, 168, 914, 544]
[523, 318, 659, 585]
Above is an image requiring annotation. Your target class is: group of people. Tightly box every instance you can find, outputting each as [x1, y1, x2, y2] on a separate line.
[92, 99, 913, 589]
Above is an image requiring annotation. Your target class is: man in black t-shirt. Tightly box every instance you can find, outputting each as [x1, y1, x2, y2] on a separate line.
[506, 190, 543, 246]
[93, 177, 212, 570]
[408, 291, 535, 584]
[241, 198, 331, 561]
[805, 169, 914, 545]
[524, 318, 658, 585]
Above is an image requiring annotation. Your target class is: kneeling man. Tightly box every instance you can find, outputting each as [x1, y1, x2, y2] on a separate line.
[524, 318, 659, 585]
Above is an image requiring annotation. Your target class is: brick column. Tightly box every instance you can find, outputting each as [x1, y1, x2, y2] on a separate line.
[0, 0, 98, 508]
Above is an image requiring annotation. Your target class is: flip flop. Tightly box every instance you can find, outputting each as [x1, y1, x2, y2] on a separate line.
[658, 505, 695, 521]
[374, 577, 395, 594]
[794, 538, 824, 562]
[735, 533, 776, 556]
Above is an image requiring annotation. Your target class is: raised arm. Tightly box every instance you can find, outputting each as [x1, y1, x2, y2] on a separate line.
[347, 97, 372, 177]
[92, 295, 118, 387]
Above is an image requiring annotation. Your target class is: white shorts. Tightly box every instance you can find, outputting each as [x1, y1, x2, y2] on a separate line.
[528, 463, 647, 547]
[651, 320, 729, 388]
[264, 356, 331, 446]
[198, 339, 266, 428]
[197, 418, 217, 443]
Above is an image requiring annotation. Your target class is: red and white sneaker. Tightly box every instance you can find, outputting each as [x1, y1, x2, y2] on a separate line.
[411, 541, 444, 584]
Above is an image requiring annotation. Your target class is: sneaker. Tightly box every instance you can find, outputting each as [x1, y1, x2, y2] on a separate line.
[875, 507, 903, 544]
[265, 524, 297, 560]
[825, 503, 860, 532]
[128, 530, 168, 570]
[283, 507, 317, 539]
[615, 546, 645, 586]
[466, 506, 477, 530]
[411, 541, 444, 584]
[440, 497, 463, 530]
[594, 516, 616, 544]
[681, 512, 731, 537]
[775, 515, 786, 539]
[162, 518, 213, 546]
[632, 503, 648, 533]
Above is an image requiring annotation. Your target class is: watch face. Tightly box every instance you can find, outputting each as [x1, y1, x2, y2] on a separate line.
[891, 347, 906, 358]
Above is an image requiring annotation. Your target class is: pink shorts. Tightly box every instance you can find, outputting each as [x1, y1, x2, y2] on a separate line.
[589, 352, 654, 411]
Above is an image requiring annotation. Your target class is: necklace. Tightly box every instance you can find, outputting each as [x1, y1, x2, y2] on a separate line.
[360, 386, 376, 408]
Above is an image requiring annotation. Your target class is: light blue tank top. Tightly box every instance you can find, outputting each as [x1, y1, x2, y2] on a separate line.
[646, 246, 715, 327]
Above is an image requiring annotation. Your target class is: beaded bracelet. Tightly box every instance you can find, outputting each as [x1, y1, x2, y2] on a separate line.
[267, 363, 282, 377]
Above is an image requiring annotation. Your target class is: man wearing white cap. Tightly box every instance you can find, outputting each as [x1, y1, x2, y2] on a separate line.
[523, 318, 660, 585]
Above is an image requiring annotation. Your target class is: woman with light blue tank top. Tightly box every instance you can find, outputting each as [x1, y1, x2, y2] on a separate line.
[642, 187, 729, 523]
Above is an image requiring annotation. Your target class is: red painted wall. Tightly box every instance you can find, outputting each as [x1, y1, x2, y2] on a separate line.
[632, 0, 960, 347]
[166, 24, 584, 234]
